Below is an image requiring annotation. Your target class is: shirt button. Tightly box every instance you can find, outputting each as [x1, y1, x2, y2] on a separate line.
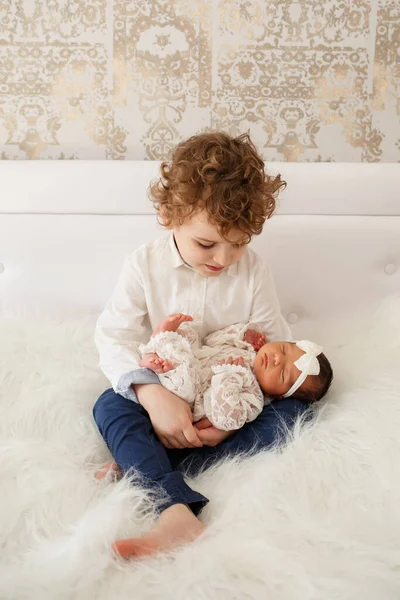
[384, 263, 396, 275]
[287, 312, 299, 324]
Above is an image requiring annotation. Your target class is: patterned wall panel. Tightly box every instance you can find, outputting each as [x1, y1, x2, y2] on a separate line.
[0, 0, 398, 161]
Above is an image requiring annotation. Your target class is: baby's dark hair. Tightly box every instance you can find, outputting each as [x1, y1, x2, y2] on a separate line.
[295, 352, 333, 403]
[149, 130, 286, 243]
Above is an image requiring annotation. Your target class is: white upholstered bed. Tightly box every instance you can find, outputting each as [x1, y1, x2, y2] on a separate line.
[1, 162, 400, 599]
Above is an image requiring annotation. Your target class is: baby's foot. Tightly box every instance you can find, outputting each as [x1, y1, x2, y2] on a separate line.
[140, 352, 174, 374]
[95, 460, 121, 481]
[152, 313, 193, 337]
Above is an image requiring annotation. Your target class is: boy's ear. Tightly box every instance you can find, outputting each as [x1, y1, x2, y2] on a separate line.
[157, 206, 169, 227]
[158, 205, 165, 221]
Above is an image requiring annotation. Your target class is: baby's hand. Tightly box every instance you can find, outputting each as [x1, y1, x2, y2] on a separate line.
[218, 356, 245, 367]
[244, 329, 266, 351]
[152, 313, 193, 337]
[140, 352, 174, 374]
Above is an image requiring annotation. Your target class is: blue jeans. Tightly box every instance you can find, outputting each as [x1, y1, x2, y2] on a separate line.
[93, 389, 308, 515]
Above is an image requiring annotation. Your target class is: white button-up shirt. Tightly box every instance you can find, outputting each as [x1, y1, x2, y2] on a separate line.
[95, 233, 292, 400]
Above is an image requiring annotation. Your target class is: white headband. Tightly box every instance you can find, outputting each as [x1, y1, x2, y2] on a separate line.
[283, 340, 323, 398]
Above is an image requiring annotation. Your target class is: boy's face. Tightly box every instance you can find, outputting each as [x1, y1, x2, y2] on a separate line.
[253, 341, 306, 397]
[173, 211, 248, 277]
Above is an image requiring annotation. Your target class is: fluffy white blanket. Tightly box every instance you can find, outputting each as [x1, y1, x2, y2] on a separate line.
[1, 296, 400, 600]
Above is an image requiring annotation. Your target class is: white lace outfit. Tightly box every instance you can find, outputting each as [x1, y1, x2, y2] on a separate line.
[139, 322, 267, 431]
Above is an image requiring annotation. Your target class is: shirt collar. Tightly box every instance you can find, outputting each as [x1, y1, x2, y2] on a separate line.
[167, 232, 239, 277]
[168, 232, 186, 268]
[227, 261, 239, 277]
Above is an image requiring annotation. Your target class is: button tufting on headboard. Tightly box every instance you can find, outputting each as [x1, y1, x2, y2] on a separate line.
[0, 263, 4, 274]
[287, 313, 300, 324]
[384, 263, 397, 276]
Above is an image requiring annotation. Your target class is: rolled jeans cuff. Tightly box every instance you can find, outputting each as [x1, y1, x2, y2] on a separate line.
[155, 472, 209, 516]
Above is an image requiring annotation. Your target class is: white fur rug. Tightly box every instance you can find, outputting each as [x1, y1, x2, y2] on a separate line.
[1, 296, 400, 600]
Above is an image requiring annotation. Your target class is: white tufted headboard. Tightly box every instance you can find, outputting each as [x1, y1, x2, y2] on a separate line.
[0, 161, 399, 340]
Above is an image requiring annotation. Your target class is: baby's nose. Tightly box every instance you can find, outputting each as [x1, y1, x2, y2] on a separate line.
[273, 353, 281, 366]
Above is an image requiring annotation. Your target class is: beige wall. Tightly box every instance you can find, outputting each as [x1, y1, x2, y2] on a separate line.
[0, 0, 398, 161]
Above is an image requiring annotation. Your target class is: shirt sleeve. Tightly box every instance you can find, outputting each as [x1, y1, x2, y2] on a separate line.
[95, 253, 160, 399]
[115, 368, 160, 402]
[249, 253, 292, 342]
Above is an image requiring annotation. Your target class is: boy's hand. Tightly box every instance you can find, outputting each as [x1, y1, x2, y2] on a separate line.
[134, 384, 203, 449]
[244, 329, 266, 351]
[194, 417, 235, 447]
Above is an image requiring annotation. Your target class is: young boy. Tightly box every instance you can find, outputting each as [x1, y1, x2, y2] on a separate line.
[93, 131, 309, 559]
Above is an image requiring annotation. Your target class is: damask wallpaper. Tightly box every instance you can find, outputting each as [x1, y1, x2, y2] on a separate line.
[0, 0, 398, 161]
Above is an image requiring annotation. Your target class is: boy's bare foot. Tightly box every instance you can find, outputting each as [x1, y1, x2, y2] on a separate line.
[95, 460, 121, 480]
[152, 313, 193, 337]
[139, 352, 174, 373]
[112, 503, 205, 559]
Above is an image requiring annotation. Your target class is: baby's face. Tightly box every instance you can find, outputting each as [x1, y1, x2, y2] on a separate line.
[253, 341, 306, 397]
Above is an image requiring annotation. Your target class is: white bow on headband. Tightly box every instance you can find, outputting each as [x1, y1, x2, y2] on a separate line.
[283, 340, 323, 398]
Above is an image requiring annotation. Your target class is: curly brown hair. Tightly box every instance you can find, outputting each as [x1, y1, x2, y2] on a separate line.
[149, 131, 286, 242]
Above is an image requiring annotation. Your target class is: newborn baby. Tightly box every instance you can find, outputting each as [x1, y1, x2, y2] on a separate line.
[139, 314, 333, 431]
